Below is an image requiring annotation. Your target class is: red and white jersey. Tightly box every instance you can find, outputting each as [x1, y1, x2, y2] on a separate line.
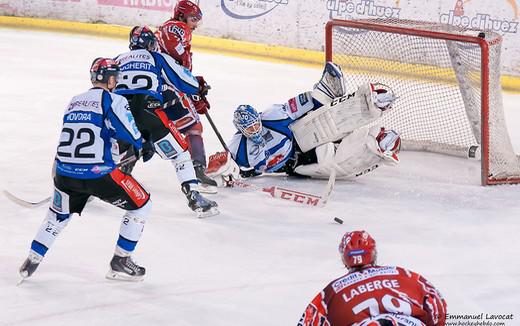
[156, 19, 193, 70]
[298, 266, 447, 326]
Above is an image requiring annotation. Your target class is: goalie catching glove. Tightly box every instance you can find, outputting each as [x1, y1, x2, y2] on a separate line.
[206, 151, 241, 187]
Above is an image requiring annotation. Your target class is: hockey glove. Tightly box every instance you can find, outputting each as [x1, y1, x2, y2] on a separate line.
[196, 76, 211, 97]
[206, 151, 241, 187]
[140, 140, 155, 163]
[191, 94, 210, 114]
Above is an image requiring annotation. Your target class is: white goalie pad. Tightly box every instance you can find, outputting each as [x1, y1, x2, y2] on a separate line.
[293, 126, 399, 179]
[290, 83, 390, 152]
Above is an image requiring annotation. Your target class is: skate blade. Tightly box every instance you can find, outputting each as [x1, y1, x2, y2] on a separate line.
[196, 207, 220, 218]
[197, 184, 218, 194]
[17, 277, 27, 286]
[105, 270, 144, 282]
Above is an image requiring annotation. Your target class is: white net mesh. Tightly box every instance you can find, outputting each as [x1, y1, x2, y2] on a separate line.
[328, 18, 520, 184]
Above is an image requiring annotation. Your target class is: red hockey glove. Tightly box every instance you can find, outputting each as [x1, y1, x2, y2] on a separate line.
[196, 76, 211, 97]
[191, 94, 210, 115]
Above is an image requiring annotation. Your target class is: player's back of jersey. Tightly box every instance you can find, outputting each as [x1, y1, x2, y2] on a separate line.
[114, 48, 199, 103]
[156, 20, 193, 70]
[55, 88, 141, 179]
[323, 266, 440, 326]
[114, 49, 163, 101]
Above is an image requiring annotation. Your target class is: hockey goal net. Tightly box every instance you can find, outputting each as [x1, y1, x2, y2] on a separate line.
[326, 18, 520, 185]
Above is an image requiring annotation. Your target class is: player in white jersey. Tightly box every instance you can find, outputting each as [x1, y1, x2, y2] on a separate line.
[206, 62, 401, 185]
[114, 26, 218, 218]
[19, 58, 154, 282]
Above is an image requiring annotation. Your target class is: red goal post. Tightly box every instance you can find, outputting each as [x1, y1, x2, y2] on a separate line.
[325, 18, 520, 185]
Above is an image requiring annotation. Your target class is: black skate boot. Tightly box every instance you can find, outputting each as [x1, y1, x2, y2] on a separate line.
[106, 255, 145, 282]
[181, 182, 219, 218]
[19, 251, 43, 281]
[193, 161, 218, 194]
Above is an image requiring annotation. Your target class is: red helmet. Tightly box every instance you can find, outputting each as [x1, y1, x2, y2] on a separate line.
[90, 57, 120, 84]
[172, 0, 202, 22]
[339, 230, 377, 270]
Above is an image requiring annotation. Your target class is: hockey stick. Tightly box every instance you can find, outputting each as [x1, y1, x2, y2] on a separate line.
[229, 179, 322, 207]
[3, 154, 140, 209]
[318, 167, 337, 207]
[3, 190, 51, 208]
[205, 111, 231, 152]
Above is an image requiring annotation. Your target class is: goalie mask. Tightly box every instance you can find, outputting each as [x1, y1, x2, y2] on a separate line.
[339, 230, 377, 270]
[233, 105, 264, 145]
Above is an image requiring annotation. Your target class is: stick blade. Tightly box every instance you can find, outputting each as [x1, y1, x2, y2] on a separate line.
[3, 190, 51, 208]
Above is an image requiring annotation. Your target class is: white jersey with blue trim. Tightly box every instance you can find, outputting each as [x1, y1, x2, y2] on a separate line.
[228, 92, 319, 173]
[114, 49, 199, 103]
[55, 88, 143, 179]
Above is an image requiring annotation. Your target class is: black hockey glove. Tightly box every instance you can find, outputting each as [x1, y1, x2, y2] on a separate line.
[140, 141, 155, 163]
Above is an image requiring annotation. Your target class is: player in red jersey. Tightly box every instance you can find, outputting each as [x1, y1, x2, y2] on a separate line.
[155, 0, 217, 192]
[298, 231, 447, 326]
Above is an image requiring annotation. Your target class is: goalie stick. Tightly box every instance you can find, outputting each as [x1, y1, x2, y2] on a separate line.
[229, 179, 322, 207]
[3, 153, 140, 209]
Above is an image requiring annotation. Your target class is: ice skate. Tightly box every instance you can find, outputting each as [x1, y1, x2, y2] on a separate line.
[18, 251, 43, 283]
[194, 162, 218, 194]
[182, 183, 219, 218]
[106, 255, 145, 282]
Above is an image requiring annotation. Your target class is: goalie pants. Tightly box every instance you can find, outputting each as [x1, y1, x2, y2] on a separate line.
[30, 170, 151, 258]
[276, 142, 319, 177]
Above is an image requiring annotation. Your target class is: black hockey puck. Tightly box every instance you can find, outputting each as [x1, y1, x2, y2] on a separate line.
[333, 217, 343, 224]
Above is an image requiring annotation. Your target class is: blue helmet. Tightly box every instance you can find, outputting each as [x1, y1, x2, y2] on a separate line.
[233, 105, 264, 145]
[129, 26, 157, 51]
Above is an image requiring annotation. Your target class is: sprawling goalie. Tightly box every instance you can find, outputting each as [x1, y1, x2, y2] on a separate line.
[206, 62, 401, 186]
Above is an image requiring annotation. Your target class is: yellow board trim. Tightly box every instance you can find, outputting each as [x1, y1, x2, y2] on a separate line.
[1, 15, 519, 92]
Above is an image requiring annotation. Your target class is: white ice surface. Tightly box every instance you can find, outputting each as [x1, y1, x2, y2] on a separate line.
[0, 29, 519, 326]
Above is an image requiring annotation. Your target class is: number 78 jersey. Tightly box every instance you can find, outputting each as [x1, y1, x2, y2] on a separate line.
[298, 266, 447, 326]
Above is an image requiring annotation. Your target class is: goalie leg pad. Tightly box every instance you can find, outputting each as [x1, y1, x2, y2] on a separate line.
[291, 83, 383, 152]
[333, 127, 385, 178]
[292, 143, 335, 179]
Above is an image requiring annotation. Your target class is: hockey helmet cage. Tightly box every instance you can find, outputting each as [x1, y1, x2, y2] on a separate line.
[233, 105, 264, 145]
[90, 57, 120, 84]
[173, 0, 203, 22]
[339, 230, 377, 270]
[129, 26, 158, 51]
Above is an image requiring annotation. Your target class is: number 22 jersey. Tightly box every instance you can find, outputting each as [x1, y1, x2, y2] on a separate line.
[55, 88, 143, 179]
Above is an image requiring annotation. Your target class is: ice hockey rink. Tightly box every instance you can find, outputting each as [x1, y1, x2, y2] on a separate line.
[1, 28, 519, 325]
